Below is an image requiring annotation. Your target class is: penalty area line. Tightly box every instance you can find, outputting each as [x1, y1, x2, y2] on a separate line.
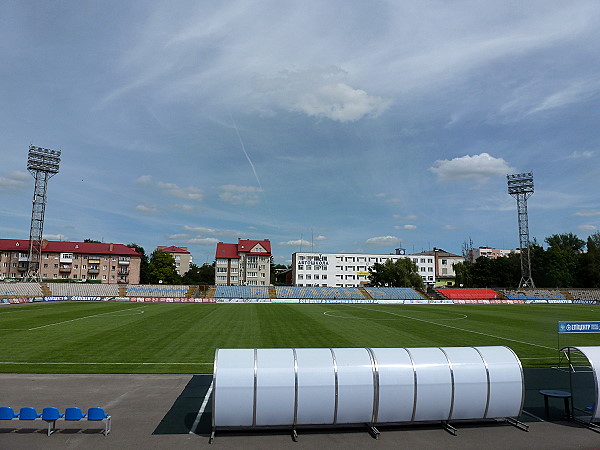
[352, 305, 557, 351]
[27, 306, 145, 331]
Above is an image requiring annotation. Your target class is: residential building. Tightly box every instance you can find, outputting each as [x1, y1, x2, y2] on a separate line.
[410, 248, 463, 287]
[0, 239, 141, 284]
[157, 245, 192, 276]
[215, 239, 271, 286]
[468, 246, 518, 261]
[292, 250, 436, 287]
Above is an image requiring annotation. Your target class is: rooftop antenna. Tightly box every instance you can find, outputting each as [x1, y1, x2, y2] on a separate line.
[507, 172, 535, 288]
[25, 145, 61, 281]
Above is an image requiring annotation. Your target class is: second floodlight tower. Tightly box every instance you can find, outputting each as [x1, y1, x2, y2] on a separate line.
[25, 145, 61, 281]
[507, 172, 535, 288]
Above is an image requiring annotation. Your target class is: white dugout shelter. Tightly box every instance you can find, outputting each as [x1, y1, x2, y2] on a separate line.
[210, 346, 527, 442]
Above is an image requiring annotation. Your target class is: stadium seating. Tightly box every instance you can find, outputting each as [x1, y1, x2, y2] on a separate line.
[502, 289, 567, 301]
[0, 283, 43, 298]
[566, 289, 600, 302]
[1, 406, 111, 436]
[437, 288, 498, 300]
[87, 407, 111, 435]
[126, 285, 189, 298]
[214, 286, 270, 299]
[42, 407, 64, 436]
[18, 406, 41, 420]
[0, 406, 18, 420]
[275, 286, 365, 299]
[364, 287, 423, 300]
[49, 283, 119, 297]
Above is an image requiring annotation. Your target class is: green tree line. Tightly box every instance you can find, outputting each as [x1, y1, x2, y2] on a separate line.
[454, 232, 600, 288]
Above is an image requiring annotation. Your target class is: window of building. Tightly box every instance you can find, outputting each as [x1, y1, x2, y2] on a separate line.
[441, 259, 447, 265]
[298, 274, 303, 280]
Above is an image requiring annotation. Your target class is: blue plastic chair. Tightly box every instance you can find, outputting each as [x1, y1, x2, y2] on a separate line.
[87, 407, 111, 435]
[19, 407, 42, 420]
[0, 406, 19, 420]
[65, 407, 86, 421]
[42, 407, 64, 436]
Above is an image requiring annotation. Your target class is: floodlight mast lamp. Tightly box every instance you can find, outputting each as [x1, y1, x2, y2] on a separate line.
[25, 145, 61, 282]
[507, 172, 535, 288]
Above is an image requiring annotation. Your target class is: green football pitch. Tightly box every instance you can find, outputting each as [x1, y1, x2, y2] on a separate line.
[1, 302, 599, 373]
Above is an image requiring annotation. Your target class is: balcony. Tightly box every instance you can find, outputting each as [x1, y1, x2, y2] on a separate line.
[118, 258, 130, 265]
[59, 266, 71, 273]
[87, 268, 99, 274]
[17, 264, 28, 272]
[117, 278, 128, 284]
[88, 258, 101, 264]
[118, 269, 129, 276]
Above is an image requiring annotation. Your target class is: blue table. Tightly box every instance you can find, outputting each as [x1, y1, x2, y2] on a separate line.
[539, 390, 572, 420]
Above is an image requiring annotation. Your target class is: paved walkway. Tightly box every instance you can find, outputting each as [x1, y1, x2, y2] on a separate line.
[1, 373, 599, 449]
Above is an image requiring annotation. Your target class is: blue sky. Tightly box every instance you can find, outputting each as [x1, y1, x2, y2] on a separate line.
[1, 1, 599, 265]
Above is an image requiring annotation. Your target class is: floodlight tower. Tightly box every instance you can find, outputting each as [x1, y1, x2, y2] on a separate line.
[25, 145, 61, 281]
[507, 172, 535, 288]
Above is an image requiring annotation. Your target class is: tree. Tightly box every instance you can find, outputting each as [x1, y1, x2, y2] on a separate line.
[147, 250, 181, 284]
[369, 258, 424, 288]
[545, 233, 585, 252]
[182, 263, 215, 285]
[84, 238, 101, 243]
[127, 243, 150, 284]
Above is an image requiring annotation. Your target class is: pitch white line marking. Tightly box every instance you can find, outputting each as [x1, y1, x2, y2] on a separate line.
[351, 306, 557, 351]
[190, 380, 214, 434]
[323, 310, 468, 321]
[27, 306, 145, 330]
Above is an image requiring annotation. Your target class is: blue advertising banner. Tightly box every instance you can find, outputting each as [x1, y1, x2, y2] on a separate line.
[558, 321, 600, 333]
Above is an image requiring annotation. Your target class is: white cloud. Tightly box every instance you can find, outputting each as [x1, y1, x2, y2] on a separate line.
[314, 235, 327, 241]
[219, 185, 263, 205]
[574, 210, 600, 217]
[170, 204, 196, 213]
[0, 171, 29, 191]
[254, 68, 390, 122]
[578, 225, 598, 232]
[429, 153, 515, 183]
[365, 236, 402, 246]
[393, 214, 420, 221]
[187, 237, 221, 245]
[279, 239, 311, 247]
[443, 225, 457, 230]
[162, 185, 204, 201]
[43, 233, 68, 240]
[394, 225, 417, 230]
[568, 151, 596, 159]
[167, 233, 189, 240]
[135, 204, 161, 215]
[182, 225, 243, 237]
[134, 175, 153, 185]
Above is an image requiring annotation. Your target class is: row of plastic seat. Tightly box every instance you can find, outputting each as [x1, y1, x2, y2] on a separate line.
[0, 406, 111, 436]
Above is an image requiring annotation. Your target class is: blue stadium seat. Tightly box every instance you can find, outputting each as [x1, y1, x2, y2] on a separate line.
[87, 407, 111, 435]
[65, 406, 86, 421]
[0, 406, 19, 420]
[19, 406, 42, 420]
[42, 407, 64, 436]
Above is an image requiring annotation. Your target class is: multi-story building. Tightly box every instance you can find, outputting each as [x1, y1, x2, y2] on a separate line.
[215, 239, 271, 286]
[410, 248, 464, 287]
[467, 246, 518, 261]
[0, 239, 141, 284]
[156, 245, 192, 276]
[292, 249, 436, 287]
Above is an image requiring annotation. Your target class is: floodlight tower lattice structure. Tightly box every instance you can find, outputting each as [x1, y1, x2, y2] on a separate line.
[25, 145, 61, 281]
[507, 172, 535, 288]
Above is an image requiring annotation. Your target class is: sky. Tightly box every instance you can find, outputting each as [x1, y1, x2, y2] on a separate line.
[1, 1, 600, 266]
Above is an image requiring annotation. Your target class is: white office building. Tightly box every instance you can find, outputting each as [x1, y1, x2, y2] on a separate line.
[292, 250, 436, 287]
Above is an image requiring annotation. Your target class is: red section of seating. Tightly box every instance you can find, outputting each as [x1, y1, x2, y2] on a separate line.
[437, 288, 498, 300]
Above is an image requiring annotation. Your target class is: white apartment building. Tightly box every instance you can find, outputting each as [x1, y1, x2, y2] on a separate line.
[292, 250, 436, 287]
[468, 246, 519, 261]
